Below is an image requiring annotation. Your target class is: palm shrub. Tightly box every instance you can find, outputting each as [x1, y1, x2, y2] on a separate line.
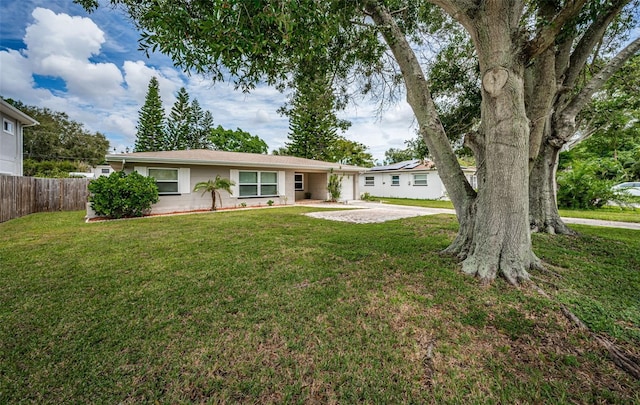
[193, 175, 235, 211]
[88, 171, 159, 218]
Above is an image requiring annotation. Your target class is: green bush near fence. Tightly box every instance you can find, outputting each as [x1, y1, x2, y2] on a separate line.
[88, 171, 159, 219]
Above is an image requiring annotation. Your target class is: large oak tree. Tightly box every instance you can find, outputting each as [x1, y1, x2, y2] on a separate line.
[78, 0, 638, 284]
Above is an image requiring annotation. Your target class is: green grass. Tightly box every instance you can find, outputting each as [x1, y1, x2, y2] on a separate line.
[558, 206, 640, 223]
[374, 197, 640, 222]
[1, 209, 639, 403]
[372, 197, 455, 209]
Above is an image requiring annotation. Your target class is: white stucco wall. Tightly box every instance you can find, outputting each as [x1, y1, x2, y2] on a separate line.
[0, 113, 22, 176]
[360, 170, 446, 200]
[127, 165, 298, 214]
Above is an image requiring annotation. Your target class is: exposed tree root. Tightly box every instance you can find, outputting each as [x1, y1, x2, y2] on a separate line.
[532, 284, 640, 380]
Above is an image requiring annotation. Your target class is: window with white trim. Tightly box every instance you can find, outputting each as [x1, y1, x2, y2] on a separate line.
[3, 119, 15, 135]
[148, 168, 179, 194]
[365, 176, 374, 186]
[294, 173, 304, 191]
[413, 174, 428, 186]
[391, 175, 400, 186]
[239, 171, 278, 197]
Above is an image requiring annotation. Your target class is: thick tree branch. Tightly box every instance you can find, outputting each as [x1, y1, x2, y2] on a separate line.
[363, 0, 476, 212]
[525, 0, 589, 60]
[427, 0, 478, 39]
[561, 37, 640, 124]
[562, 0, 630, 89]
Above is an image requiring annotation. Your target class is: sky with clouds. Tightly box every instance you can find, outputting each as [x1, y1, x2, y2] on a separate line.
[0, 0, 418, 163]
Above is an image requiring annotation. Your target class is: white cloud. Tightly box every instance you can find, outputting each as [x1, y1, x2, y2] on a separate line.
[102, 114, 137, 140]
[254, 109, 271, 123]
[25, 8, 104, 61]
[0, 49, 38, 97]
[21, 8, 125, 104]
[122, 60, 181, 108]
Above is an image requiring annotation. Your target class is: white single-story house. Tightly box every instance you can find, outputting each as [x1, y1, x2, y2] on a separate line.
[360, 159, 477, 200]
[70, 165, 116, 179]
[0, 99, 39, 176]
[93, 149, 367, 216]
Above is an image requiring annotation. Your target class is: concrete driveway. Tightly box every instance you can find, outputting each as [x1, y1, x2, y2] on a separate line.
[303, 201, 455, 224]
[302, 201, 640, 230]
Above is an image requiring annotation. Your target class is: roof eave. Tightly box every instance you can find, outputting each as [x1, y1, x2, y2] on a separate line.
[105, 155, 364, 172]
[0, 100, 39, 126]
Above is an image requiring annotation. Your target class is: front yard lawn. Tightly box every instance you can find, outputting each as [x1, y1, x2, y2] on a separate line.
[1, 208, 638, 403]
[375, 197, 640, 223]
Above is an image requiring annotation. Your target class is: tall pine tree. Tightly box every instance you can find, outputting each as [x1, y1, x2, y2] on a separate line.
[189, 99, 213, 149]
[282, 73, 350, 161]
[134, 77, 165, 152]
[166, 87, 192, 150]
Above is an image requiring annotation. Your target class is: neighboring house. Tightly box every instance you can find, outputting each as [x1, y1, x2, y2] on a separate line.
[95, 149, 366, 215]
[69, 165, 115, 179]
[361, 159, 477, 200]
[0, 99, 38, 176]
[93, 165, 115, 177]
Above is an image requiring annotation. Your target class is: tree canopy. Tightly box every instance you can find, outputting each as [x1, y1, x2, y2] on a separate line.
[5, 98, 110, 175]
[209, 126, 268, 154]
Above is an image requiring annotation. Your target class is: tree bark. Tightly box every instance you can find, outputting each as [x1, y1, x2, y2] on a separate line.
[367, 0, 539, 284]
[529, 141, 576, 235]
[525, 0, 638, 235]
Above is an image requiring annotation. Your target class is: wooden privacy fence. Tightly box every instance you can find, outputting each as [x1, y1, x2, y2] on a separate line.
[0, 175, 91, 223]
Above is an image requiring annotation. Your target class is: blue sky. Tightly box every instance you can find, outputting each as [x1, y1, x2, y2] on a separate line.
[0, 0, 418, 162]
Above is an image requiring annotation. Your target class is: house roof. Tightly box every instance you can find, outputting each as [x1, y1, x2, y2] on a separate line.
[369, 159, 437, 172]
[0, 99, 39, 126]
[368, 159, 476, 173]
[106, 149, 368, 172]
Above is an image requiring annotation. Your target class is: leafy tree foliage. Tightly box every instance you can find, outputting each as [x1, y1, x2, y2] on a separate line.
[134, 76, 165, 152]
[555, 55, 640, 208]
[88, 171, 159, 219]
[209, 126, 268, 154]
[384, 136, 430, 165]
[556, 161, 618, 209]
[330, 137, 375, 167]
[23, 159, 88, 178]
[5, 99, 109, 167]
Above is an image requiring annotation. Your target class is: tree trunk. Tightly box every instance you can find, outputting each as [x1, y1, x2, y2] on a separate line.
[529, 141, 576, 235]
[368, 1, 540, 285]
[459, 65, 536, 285]
[211, 191, 217, 211]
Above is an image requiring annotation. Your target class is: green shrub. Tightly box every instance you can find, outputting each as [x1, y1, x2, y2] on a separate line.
[23, 159, 82, 178]
[327, 170, 343, 202]
[557, 161, 618, 209]
[88, 171, 159, 219]
[267, 200, 274, 206]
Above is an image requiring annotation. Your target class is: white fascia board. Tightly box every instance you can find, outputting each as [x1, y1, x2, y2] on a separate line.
[104, 155, 364, 172]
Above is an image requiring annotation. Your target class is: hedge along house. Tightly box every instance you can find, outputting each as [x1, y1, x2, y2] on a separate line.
[361, 159, 478, 200]
[96, 149, 367, 215]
